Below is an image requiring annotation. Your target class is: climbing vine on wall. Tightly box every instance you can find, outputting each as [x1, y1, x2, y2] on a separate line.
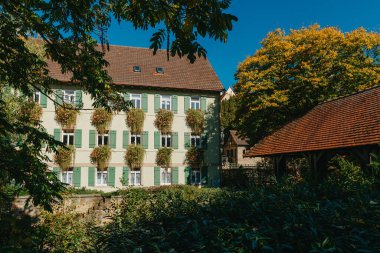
[125, 145, 145, 169]
[154, 109, 174, 134]
[54, 145, 75, 170]
[91, 108, 113, 134]
[126, 108, 145, 134]
[90, 145, 112, 170]
[55, 104, 79, 129]
[185, 109, 204, 135]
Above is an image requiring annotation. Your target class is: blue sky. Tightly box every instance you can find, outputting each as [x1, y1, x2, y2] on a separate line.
[106, 0, 380, 89]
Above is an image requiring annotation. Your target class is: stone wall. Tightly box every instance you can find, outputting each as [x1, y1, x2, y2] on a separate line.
[13, 195, 124, 224]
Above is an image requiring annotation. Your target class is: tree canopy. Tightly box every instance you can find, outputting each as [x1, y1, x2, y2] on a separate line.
[0, 0, 237, 209]
[234, 24, 380, 144]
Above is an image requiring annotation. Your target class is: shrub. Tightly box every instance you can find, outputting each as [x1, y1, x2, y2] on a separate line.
[185, 109, 204, 135]
[33, 211, 97, 253]
[125, 145, 145, 169]
[154, 109, 174, 134]
[91, 108, 113, 134]
[90, 145, 112, 170]
[55, 103, 78, 129]
[185, 147, 204, 167]
[156, 147, 172, 168]
[19, 100, 42, 124]
[126, 108, 145, 134]
[54, 145, 75, 170]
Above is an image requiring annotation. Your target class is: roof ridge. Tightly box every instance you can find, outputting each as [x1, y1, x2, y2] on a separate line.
[317, 85, 380, 106]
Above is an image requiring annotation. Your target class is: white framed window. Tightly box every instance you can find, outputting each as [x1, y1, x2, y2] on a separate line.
[161, 134, 172, 147]
[62, 169, 73, 185]
[131, 94, 141, 109]
[130, 169, 141, 186]
[190, 96, 200, 110]
[63, 90, 75, 104]
[191, 169, 201, 185]
[62, 129, 74, 145]
[34, 91, 41, 104]
[97, 131, 109, 146]
[190, 134, 201, 148]
[97, 170, 108, 186]
[130, 134, 141, 145]
[161, 95, 171, 110]
[161, 168, 171, 185]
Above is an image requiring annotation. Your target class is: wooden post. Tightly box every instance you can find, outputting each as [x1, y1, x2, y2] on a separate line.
[273, 155, 286, 179]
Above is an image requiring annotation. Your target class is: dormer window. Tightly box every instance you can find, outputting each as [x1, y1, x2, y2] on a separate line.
[133, 66, 141, 72]
[156, 67, 164, 74]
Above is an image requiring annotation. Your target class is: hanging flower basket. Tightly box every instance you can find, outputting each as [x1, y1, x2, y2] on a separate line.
[55, 103, 78, 129]
[185, 109, 204, 135]
[124, 144, 145, 169]
[19, 101, 42, 124]
[90, 145, 112, 170]
[54, 145, 75, 171]
[91, 108, 113, 134]
[185, 147, 204, 167]
[126, 108, 145, 134]
[156, 147, 173, 169]
[154, 109, 174, 134]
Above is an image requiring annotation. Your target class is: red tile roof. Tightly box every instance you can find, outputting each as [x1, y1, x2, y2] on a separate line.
[227, 130, 249, 146]
[48, 45, 223, 92]
[246, 86, 380, 157]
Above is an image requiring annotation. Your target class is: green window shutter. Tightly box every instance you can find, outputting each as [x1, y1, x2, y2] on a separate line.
[55, 89, 63, 105]
[201, 166, 208, 185]
[154, 131, 160, 149]
[142, 131, 149, 149]
[172, 95, 178, 114]
[54, 129, 61, 142]
[75, 90, 83, 108]
[154, 166, 160, 186]
[184, 167, 191, 185]
[172, 132, 178, 149]
[172, 167, 179, 184]
[201, 133, 208, 149]
[184, 132, 191, 149]
[108, 167, 116, 187]
[122, 167, 129, 186]
[40, 93, 47, 108]
[184, 96, 190, 112]
[88, 167, 96, 187]
[53, 167, 61, 180]
[201, 96, 207, 112]
[110, 130, 117, 148]
[124, 93, 130, 102]
[73, 167, 81, 187]
[89, 130, 96, 148]
[142, 93, 148, 112]
[154, 94, 160, 112]
[75, 129, 82, 148]
[123, 131, 129, 148]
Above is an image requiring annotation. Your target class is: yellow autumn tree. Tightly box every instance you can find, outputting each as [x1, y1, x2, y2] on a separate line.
[234, 24, 380, 144]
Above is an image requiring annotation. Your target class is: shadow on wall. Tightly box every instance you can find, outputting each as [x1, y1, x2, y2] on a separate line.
[204, 98, 221, 186]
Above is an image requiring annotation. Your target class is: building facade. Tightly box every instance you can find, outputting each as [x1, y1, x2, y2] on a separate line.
[222, 130, 261, 167]
[39, 45, 223, 190]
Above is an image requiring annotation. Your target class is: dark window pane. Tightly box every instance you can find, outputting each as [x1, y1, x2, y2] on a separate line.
[98, 135, 102, 145]
[137, 136, 141, 145]
[69, 135, 74, 145]
[167, 137, 171, 147]
[104, 136, 108, 145]
[63, 135, 68, 144]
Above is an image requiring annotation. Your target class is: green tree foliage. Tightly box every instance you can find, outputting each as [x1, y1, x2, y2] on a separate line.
[220, 96, 237, 131]
[0, 0, 236, 209]
[234, 24, 380, 144]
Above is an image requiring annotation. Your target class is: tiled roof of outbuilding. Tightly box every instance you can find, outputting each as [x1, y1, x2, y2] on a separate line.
[228, 130, 250, 146]
[245, 86, 380, 157]
[48, 45, 223, 92]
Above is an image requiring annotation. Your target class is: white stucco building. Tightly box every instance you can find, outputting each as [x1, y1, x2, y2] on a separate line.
[36, 45, 223, 190]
